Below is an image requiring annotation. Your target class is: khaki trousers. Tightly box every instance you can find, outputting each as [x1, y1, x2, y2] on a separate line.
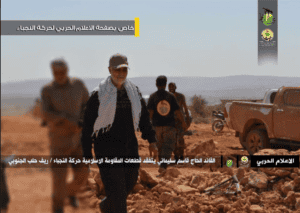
[49, 132, 89, 211]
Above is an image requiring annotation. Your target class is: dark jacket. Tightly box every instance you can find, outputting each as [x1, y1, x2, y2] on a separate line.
[81, 86, 156, 159]
[1, 161, 9, 210]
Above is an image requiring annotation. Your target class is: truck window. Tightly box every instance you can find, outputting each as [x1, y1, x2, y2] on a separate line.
[270, 92, 277, 103]
[283, 89, 300, 106]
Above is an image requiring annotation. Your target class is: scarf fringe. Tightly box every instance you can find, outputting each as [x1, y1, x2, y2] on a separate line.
[92, 76, 141, 138]
[92, 124, 112, 138]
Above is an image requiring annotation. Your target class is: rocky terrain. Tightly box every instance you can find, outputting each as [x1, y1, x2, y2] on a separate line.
[2, 115, 300, 213]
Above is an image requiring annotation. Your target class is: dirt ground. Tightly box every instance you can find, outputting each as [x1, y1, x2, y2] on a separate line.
[1, 115, 249, 213]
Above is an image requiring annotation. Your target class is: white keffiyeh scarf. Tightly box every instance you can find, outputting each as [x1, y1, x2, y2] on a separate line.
[92, 76, 142, 138]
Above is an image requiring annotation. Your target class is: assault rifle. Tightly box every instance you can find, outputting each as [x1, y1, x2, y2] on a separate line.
[203, 174, 241, 196]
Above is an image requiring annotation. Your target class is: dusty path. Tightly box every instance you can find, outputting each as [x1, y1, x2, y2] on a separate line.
[6, 168, 98, 213]
[5, 166, 215, 213]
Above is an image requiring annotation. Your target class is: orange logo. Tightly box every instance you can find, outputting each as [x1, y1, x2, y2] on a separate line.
[157, 100, 171, 116]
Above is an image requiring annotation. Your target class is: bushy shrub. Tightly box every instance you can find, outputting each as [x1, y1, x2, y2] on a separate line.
[190, 95, 208, 117]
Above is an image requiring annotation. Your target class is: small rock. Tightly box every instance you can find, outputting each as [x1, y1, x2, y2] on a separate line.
[128, 208, 136, 213]
[157, 186, 173, 194]
[160, 192, 173, 204]
[172, 196, 185, 206]
[240, 176, 249, 186]
[187, 202, 200, 212]
[153, 191, 159, 197]
[189, 175, 201, 188]
[165, 167, 181, 178]
[214, 197, 228, 206]
[174, 185, 198, 195]
[295, 197, 300, 210]
[284, 191, 296, 207]
[261, 191, 282, 204]
[249, 192, 261, 204]
[127, 200, 135, 206]
[290, 173, 298, 180]
[139, 169, 158, 188]
[248, 172, 268, 189]
[276, 169, 292, 178]
[139, 189, 147, 195]
[174, 204, 188, 213]
[250, 205, 265, 213]
[132, 183, 144, 193]
[281, 181, 295, 195]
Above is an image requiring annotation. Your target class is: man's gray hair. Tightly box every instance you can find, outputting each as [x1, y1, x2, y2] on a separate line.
[50, 57, 68, 68]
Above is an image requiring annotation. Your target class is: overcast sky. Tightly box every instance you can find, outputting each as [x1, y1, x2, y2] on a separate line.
[1, 0, 299, 83]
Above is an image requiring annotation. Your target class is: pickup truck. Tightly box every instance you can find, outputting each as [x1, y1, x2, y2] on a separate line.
[225, 86, 300, 155]
[223, 89, 278, 132]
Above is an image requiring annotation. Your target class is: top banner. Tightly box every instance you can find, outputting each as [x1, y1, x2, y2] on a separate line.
[1, 19, 140, 36]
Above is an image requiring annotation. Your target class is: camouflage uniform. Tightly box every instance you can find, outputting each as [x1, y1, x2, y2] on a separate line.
[147, 88, 180, 171]
[41, 77, 89, 213]
[173, 92, 188, 161]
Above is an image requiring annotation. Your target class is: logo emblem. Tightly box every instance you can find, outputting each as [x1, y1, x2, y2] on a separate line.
[261, 29, 274, 42]
[157, 100, 171, 116]
[259, 7, 276, 26]
[241, 156, 249, 165]
[226, 160, 233, 168]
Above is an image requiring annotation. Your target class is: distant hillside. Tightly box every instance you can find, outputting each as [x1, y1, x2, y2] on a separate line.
[2, 75, 299, 115]
[2, 75, 299, 98]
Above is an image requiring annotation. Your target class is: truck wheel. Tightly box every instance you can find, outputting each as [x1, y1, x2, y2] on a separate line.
[245, 129, 270, 155]
[212, 120, 224, 133]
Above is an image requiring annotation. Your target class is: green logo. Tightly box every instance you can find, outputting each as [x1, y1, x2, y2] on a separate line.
[259, 8, 276, 27]
[263, 13, 273, 26]
[226, 160, 233, 168]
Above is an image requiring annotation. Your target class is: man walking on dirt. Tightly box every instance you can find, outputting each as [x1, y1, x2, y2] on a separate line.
[168, 82, 191, 163]
[147, 76, 187, 176]
[41, 58, 90, 213]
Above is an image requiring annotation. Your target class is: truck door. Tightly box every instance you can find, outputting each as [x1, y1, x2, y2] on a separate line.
[273, 89, 300, 141]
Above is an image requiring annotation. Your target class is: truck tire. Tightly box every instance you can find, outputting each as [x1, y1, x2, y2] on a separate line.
[245, 129, 270, 155]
